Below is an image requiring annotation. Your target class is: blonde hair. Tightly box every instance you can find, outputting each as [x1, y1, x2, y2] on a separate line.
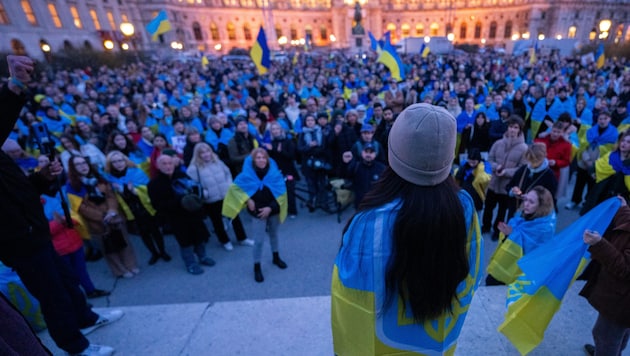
[249, 147, 269, 167]
[525, 142, 547, 164]
[105, 150, 136, 173]
[524, 185, 554, 219]
[191, 142, 217, 166]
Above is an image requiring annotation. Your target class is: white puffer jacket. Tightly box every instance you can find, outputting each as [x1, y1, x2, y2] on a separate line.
[186, 159, 233, 203]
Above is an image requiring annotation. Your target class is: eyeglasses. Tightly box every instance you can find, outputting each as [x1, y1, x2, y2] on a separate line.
[74, 161, 89, 167]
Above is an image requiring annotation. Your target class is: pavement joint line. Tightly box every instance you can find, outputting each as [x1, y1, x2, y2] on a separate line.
[177, 302, 213, 355]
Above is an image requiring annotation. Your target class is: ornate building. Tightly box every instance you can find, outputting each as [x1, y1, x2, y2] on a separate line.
[0, 0, 628, 60]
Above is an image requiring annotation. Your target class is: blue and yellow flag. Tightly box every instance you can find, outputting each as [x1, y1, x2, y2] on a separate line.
[499, 197, 620, 355]
[250, 26, 271, 75]
[420, 43, 431, 58]
[146, 10, 172, 41]
[368, 31, 379, 52]
[529, 41, 537, 65]
[377, 41, 404, 81]
[201, 55, 209, 70]
[332, 191, 483, 355]
[222, 156, 287, 222]
[595, 44, 605, 69]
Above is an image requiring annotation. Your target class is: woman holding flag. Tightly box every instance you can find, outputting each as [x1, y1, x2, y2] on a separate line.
[222, 148, 288, 283]
[486, 185, 556, 285]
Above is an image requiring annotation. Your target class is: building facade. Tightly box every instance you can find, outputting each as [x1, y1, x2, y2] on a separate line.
[0, 0, 628, 60]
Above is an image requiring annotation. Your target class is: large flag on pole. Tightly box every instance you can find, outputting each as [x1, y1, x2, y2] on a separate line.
[528, 40, 538, 65]
[420, 43, 431, 58]
[377, 41, 404, 81]
[250, 26, 271, 75]
[368, 31, 379, 52]
[595, 44, 605, 69]
[146, 10, 172, 41]
[498, 197, 620, 355]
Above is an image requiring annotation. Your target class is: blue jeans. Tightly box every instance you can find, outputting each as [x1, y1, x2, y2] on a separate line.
[593, 314, 629, 355]
[180, 243, 207, 267]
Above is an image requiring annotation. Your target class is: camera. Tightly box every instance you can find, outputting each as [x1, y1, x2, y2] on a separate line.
[31, 122, 54, 157]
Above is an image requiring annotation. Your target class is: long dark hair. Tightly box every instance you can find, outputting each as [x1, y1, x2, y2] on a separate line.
[348, 167, 469, 322]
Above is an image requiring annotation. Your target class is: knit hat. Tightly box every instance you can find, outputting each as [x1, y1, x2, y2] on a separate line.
[388, 103, 456, 186]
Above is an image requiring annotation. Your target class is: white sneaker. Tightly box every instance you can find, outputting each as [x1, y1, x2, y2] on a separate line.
[239, 238, 255, 246]
[223, 242, 234, 251]
[81, 309, 124, 335]
[564, 202, 576, 210]
[69, 343, 114, 356]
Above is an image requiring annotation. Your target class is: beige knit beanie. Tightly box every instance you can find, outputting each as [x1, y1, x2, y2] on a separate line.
[388, 103, 456, 186]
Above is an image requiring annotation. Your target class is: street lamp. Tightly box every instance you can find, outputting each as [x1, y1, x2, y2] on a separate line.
[120, 22, 135, 37]
[41, 43, 51, 53]
[511, 33, 520, 41]
[103, 40, 115, 50]
[538, 34, 545, 41]
[522, 32, 530, 39]
[447, 33, 455, 42]
[329, 34, 336, 42]
[121, 43, 130, 51]
[424, 36, 431, 43]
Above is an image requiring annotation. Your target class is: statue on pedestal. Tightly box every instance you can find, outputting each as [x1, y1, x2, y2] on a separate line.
[351, 2, 365, 35]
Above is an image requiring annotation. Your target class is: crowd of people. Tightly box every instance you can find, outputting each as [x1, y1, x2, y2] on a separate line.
[1, 45, 630, 355]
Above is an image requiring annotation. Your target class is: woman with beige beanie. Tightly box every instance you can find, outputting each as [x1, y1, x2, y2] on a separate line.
[332, 103, 483, 355]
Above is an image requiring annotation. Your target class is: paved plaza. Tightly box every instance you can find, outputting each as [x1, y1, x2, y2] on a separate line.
[37, 189, 629, 355]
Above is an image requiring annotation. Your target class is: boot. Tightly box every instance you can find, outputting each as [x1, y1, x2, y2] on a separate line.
[272, 252, 287, 269]
[148, 254, 160, 265]
[254, 263, 264, 283]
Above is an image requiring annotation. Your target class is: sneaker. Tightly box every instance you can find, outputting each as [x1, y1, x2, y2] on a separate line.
[199, 257, 216, 267]
[120, 271, 134, 279]
[69, 343, 114, 356]
[223, 242, 234, 251]
[565, 201, 576, 210]
[80, 309, 124, 335]
[583, 344, 595, 356]
[86, 289, 111, 299]
[239, 238, 255, 246]
[289, 214, 297, 219]
[187, 264, 204, 275]
[131, 267, 140, 275]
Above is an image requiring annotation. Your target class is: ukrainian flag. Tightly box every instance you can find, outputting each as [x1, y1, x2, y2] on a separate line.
[146, 10, 172, 41]
[250, 26, 271, 75]
[222, 156, 287, 222]
[368, 31, 379, 52]
[595, 44, 605, 69]
[420, 43, 431, 58]
[377, 41, 404, 81]
[529, 41, 537, 65]
[499, 197, 620, 355]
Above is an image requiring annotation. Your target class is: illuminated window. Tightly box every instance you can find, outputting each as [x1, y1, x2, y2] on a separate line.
[489, 21, 497, 39]
[121, 14, 129, 23]
[320, 26, 327, 40]
[106, 11, 115, 30]
[21, 0, 37, 26]
[0, 2, 8, 25]
[460, 22, 467, 39]
[290, 25, 297, 40]
[430, 23, 439, 36]
[90, 9, 101, 30]
[474, 21, 482, 39]
[48, 3, 62, 28]
[568, 25, 576, 39]
[387, 23, 397, 43]
[193, 22, 203, 40]
[275, 25, 282, 38]
[415, 24, 424, 36]
[401, 24, 410, 38]
[243, 23, 252, 40]
[210, 22, 220, 40]
[504, 20, 512, 38]
[227, 22, 236, 40]
[70, 6, 82, 29]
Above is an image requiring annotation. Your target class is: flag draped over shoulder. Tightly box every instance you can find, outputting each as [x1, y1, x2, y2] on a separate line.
[486, 212, 556, 284]
[146, 10, 172, 41]
[222, 156, 287, 222]
[332, 191, 483, 355]
[595, 44, 605, 69]
[250, 27, 271, 75]
[499, 197, 621, 355]
[377, 41, 405, 81]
